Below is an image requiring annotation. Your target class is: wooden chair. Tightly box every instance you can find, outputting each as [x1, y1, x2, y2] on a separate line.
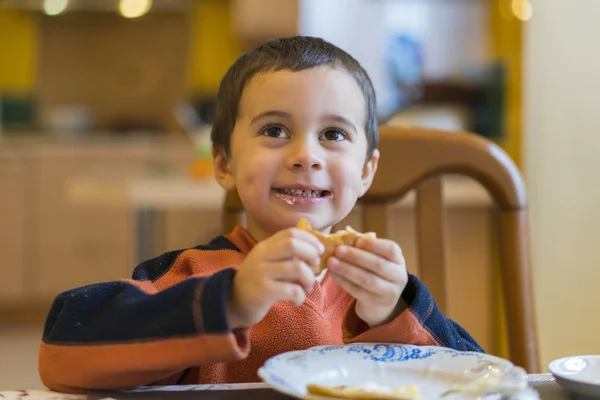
[222, 125, 539, 373]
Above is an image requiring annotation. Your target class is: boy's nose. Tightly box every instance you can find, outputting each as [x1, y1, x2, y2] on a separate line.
[288, 140, 323, 171]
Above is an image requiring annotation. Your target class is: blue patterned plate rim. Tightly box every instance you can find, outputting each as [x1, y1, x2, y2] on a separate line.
[258, 343, 513, 399]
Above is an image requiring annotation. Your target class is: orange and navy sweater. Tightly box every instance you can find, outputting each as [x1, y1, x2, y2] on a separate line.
[39, 226, 482, 393]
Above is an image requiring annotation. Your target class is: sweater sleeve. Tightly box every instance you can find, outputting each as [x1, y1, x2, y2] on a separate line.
[342, 274, 483, 352]
[39, 250, 250, 393]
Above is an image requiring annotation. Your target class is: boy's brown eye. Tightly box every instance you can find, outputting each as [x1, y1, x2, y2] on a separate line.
[262, 125, 288, 138]
[321, 129, 347, 141]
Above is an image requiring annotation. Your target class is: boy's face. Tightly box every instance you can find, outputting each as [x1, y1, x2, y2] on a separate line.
[214, 67, 379, 241]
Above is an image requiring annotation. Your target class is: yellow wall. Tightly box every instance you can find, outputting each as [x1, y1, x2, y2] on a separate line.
[491, 0, 523, 167]
[489, 0, 524, 360]
[186, 0, 241, 95]
[0, 10, 37, 94]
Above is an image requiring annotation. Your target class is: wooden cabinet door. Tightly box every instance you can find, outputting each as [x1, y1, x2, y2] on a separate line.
[31, 143, 136, 300]
[31, 140, 196, 300]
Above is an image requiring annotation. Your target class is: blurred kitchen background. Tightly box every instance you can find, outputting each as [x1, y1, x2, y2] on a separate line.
[1, 0, 599, 391]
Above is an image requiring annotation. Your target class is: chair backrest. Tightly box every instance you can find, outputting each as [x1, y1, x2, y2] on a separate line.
[222, 125, 539, 373]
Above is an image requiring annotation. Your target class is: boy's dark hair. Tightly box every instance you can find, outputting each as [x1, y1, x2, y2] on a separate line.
[211, 36, 378, 159]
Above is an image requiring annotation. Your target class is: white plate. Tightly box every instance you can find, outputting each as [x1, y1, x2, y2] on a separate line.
[258, 343, 519, 399]
[549, 355, 600, 400]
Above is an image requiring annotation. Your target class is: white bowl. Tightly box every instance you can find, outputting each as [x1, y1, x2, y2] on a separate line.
[549, 355, 600, 400]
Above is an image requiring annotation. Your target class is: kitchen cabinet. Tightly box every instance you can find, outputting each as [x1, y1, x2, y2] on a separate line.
[29, 139, 196, 299]
[0, 138, 197, 306]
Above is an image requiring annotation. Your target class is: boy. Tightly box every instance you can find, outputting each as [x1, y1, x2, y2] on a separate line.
[39, 36, 482, 393]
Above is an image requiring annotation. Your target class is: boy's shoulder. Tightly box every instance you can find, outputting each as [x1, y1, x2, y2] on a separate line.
[132, 233, 245, 284]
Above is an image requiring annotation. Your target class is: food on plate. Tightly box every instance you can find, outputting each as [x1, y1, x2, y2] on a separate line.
[306, 381, 420, 400]
[296, 218, 376, 274]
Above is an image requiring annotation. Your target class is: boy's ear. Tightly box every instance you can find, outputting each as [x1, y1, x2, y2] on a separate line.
[212, 147, 236, 191]
[359, 149, 380, 196]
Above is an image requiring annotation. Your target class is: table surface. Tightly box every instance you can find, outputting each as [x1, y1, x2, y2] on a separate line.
[0, 375, 572, 400]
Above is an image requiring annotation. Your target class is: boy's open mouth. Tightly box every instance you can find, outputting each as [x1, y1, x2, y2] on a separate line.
[274, 188, 331, 198]
[273, 187, 333, 205]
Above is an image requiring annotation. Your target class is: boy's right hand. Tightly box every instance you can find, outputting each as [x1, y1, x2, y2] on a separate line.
[226, 228, 325, 330]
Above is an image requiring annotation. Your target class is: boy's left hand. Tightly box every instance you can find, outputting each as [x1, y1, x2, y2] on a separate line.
[327, 236, 408, 328]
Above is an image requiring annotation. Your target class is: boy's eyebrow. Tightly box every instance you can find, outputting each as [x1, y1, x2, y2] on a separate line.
[250, 110, 290, 124]
[326, 115, 357, 134]
[250, 110, 358, 133]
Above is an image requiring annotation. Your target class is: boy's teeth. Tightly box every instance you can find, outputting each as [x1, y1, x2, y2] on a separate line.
[280, 189, 324, 197]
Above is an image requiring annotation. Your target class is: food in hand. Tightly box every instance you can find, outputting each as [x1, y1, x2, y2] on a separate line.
[296, 218, 376, 275]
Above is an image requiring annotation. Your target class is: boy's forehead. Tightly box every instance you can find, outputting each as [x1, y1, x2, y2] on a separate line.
[238, 68, 367, 123]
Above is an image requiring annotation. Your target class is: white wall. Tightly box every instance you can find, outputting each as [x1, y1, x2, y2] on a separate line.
[524, 0, 600, 368]
[299, 0, 393, 115]
[391, 0, 492, 79]
[299, 0, 491, 117]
